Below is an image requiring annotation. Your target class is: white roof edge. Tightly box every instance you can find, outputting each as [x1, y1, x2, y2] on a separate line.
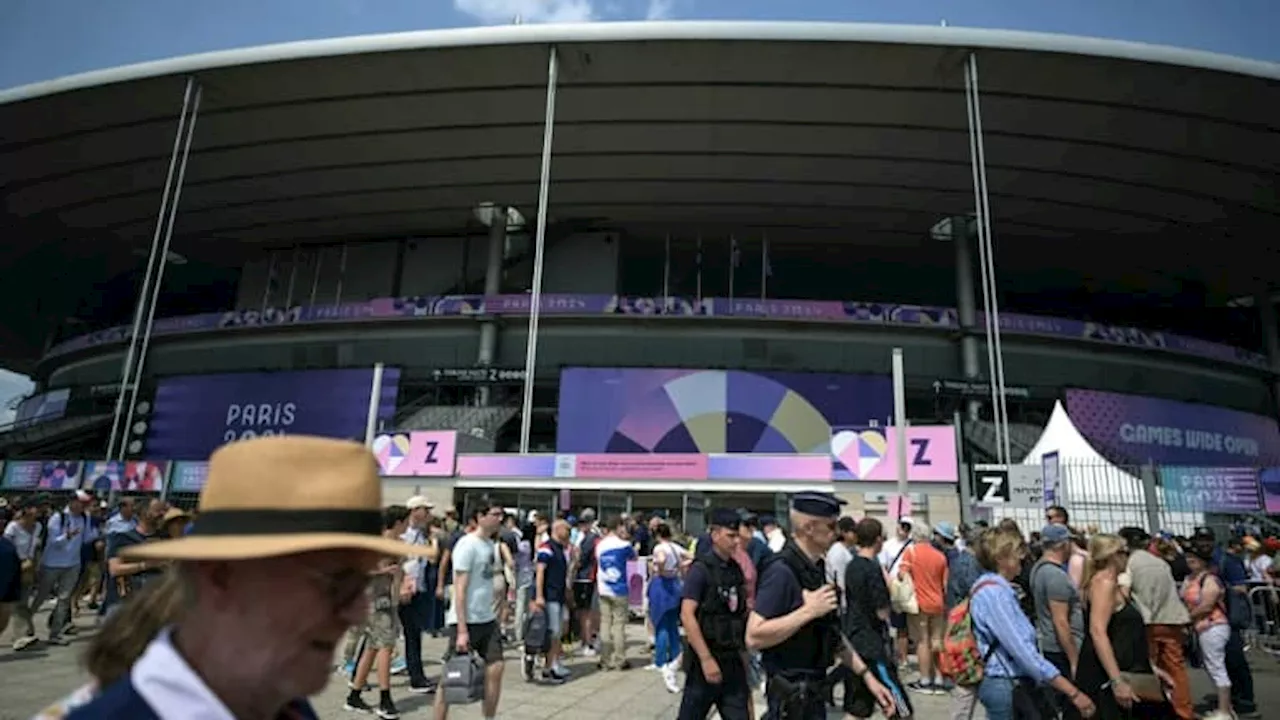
[2, 21, 1279, 106]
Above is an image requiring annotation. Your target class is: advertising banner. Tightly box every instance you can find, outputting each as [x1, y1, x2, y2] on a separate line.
[1042, 451, 1061, 506]
[562, 454, 710, 480]
[373, 431, 458, 477]
[1160, 467, 1261, 513]
[169, 461, 210, 494]
[82, 461, 168, 493]
[556, 367, 892, 454]
[12, 388, 70, 428]
[2, 461, 43, 489]
[147, 368, 401, 459]
[1261, 468, 1280, 514]
[830, 426, 959, 482]
[47, 293, 1267, 370]
[1065, 389, 1280, 467]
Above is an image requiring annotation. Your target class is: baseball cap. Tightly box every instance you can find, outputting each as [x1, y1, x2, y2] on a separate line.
[73, 490, 92, 503]
[405, 495, 433, 510]
[898, 516, 915, 528]
[934, 521, 958, 541]
[579, 508, 596, 523]
[1041, 524, 1072, 545]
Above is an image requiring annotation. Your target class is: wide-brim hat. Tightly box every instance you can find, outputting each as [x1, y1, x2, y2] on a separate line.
[121, 436, 432, 562]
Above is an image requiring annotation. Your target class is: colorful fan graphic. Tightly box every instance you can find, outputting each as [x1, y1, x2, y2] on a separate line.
[557, 368, 892, 454]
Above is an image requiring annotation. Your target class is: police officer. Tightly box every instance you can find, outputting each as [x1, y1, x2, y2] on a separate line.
[747, 492, 897, 719]
[677, 508, 751, 720]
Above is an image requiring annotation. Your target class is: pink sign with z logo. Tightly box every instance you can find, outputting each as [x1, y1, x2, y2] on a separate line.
[373, 431, 458, 477]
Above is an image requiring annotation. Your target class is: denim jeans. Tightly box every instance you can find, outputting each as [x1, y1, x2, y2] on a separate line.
[1225, 626, 1256, 712]
[977, 676, 1018, 720]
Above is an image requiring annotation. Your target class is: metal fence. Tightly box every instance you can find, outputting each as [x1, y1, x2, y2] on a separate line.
[977, 460, 1210, 538]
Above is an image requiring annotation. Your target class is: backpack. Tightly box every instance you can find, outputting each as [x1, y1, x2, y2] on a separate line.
[938, 578, 1000, 686]
[577, 532, 600, 581]
[523, 605, 552, 655]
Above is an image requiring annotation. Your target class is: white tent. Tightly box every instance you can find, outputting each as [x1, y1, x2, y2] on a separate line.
[1017, 401, 1201, 533]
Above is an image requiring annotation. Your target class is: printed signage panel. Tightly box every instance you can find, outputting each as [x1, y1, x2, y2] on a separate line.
[82, 461, 168, 493]
[1160, 467, 1261, 513]
[147, 368, 400, 459]
[973, 464, 1043, 509]
[1065, 389, 1280, 467]
[373, 431, 458, 477]
[1041, 451, 1061, 507]
[831, 426, 959, 483]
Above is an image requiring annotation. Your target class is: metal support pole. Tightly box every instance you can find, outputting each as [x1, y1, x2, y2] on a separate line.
[1254, 289, 1280, 420]
[334, 243, 348, 306]
[953, 410, 973, 525]
[518, 46, 560, 454]
[105, 77, 197, 462]
[478, 214, 507, 406]
[953, 217, 982, 420]
[661, 234, 670, 308]
[365, 362, 385, 447]
[965, 53, 1011, 465]
[117, 82, 203, 464]
[892, 348, 909, 501]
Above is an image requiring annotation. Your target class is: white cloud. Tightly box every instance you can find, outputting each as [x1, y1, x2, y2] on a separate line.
[645, 0, 675, 20]
[455, 0, 597, 24]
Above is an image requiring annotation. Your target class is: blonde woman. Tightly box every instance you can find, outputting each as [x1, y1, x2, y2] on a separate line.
[1074, 534, 1171, 719]
[34, 571, 183, 719]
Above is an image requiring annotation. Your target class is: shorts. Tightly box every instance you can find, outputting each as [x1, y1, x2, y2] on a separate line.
[889, 611, 907, 631]
[361, 609, 400, 650]
[445, 620, 504, 665]
[572, 581, 597, 611]
[545, 601, 565, 636]
[907, 612, 945, 652]
[847, 661, 912, 719]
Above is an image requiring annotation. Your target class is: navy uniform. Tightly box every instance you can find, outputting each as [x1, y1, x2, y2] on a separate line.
[678, 508, 751, 720]
[752, 492, 892, 719]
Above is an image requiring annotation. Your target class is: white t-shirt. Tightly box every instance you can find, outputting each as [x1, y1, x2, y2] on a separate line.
[3, 520, 41, 561]
[879, 537, 910, 578]
[825, 541, 854, 592]
[1250, 554, 1273, 582]
[445, 533, 497, 627]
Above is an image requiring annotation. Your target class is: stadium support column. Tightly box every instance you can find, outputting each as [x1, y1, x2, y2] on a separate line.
[964, 52, 1011, 465]
[953, 217, 982, 420]
[477, 217, 507, 405]
[106, 77, 202, 464]
[518, 46, 560, 454]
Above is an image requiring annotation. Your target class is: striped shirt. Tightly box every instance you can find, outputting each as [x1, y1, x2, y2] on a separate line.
[970, 572, 1061, 683]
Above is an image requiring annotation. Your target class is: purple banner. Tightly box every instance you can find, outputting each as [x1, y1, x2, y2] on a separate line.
[43, 294, 1267, 370]
[1160, 467, 1261, 512]
[557, 367, 892, 454]
[1066, 389, 1280, 467]
[147, 368, 401, 460]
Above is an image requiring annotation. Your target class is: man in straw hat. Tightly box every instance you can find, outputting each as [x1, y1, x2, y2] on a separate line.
[65, 436, 431, 720]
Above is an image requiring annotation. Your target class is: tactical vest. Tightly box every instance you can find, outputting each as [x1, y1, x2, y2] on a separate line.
[694, 554, 748, 658]
[763, 541, 838, 675]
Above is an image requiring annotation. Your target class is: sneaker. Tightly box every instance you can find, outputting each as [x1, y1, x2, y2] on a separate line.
[541, 669, 566, 685]
[47, 636, 70, 647]
[343, 694, 374, 713]
[13, 636, 38, 651]
[406, 681, 434, 695]
[376, 699, 400, 719]
[62, 624, 78, 636]
[551, 665, 571, 680]
[928, 683, 947, 696]
[906, 681, 930, 694]
[389, 657, 407, 675]
[521, 654, 535, 682]
[661, 664, 680, 694]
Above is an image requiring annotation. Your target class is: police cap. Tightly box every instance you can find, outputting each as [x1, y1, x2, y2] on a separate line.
[708, 507, 741, 529]
[790, 491, 846, 519]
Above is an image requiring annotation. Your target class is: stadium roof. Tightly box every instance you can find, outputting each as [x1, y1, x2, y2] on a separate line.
[2, 21, 1280, 365]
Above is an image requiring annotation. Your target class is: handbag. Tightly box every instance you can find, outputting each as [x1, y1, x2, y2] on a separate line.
[889, 542, 919, 615]
[1118, 671, 1167, 703]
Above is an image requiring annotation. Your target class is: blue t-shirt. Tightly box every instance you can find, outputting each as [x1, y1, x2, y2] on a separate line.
[1214, 548, 1249, 587]
[754, 559, 805, 673]
[536, 539, 568, 603]
[595, 535, 635, 598]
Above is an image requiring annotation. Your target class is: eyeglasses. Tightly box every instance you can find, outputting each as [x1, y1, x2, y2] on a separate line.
[299, 565, 374, 611]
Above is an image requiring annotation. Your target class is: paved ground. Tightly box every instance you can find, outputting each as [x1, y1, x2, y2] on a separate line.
[4, 609, 1280, 719]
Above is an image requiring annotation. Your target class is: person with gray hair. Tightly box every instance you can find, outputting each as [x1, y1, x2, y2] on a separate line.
[1031, 524, 1085, 718]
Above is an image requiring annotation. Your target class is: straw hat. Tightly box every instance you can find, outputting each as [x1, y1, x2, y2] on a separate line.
[162, 507, 191, 526]
[121, 436, 431, 561]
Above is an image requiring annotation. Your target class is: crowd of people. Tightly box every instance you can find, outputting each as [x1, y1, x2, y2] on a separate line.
[1, 442, 1279, 720]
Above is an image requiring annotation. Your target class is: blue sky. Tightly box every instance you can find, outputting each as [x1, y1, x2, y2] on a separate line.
[0, 0, 1277, 90]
